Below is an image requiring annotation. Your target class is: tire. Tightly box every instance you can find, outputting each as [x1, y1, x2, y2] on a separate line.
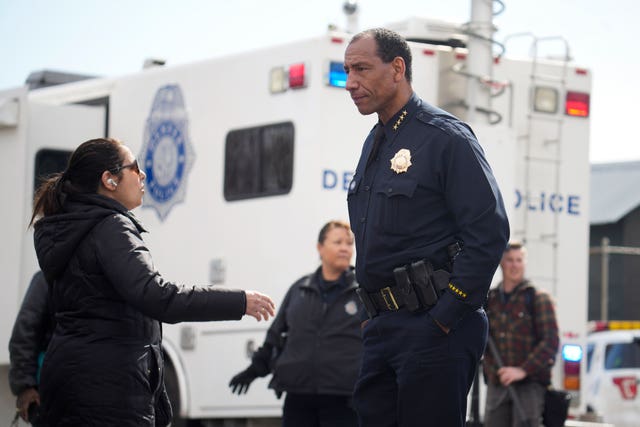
[164, 355, 188, 427]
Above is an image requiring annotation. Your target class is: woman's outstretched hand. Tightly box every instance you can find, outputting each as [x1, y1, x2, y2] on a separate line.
[244, 291, 276, 321]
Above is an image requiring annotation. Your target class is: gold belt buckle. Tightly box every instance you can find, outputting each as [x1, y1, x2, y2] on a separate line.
[380, 286, 399, 310]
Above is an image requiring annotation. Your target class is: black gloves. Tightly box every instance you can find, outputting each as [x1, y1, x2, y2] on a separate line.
[229, 362, 284, 398]
[229, 366, 259, 394]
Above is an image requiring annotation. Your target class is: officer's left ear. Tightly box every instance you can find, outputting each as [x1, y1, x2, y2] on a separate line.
[391, 57, 406, 82]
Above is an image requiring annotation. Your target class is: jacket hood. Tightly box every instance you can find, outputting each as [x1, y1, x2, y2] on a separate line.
[33, 193, 145, 284]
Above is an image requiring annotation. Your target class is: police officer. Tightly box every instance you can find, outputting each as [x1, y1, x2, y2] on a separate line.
[343, 28, 510, 426]
[229, 220, 362, 427]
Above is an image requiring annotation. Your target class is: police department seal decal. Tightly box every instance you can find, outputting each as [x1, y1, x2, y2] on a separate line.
[139, 84, 195, 221]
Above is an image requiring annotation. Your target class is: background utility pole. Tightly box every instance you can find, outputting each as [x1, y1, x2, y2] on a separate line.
[589, 237, 640, 320]
[466, 0, 495, 124]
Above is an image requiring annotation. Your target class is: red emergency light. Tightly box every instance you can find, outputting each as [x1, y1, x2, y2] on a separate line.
[563, 361, 581, 390]
[565, 91, 590, 117]
[288, 63, 306, 89]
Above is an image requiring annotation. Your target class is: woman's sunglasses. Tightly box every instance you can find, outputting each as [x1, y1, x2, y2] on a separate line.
[111, 159, 140, 175]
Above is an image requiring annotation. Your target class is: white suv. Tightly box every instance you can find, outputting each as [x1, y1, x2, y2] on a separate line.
[584, 323, 640, 427]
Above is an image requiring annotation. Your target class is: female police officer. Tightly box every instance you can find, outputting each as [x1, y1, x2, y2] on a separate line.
[229, 220, 363, 427]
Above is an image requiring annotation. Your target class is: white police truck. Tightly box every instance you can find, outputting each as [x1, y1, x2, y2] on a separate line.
[0, 1, 595, 425]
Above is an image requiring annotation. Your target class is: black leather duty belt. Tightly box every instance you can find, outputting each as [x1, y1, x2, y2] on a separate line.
[356, 243, 461, 319]
[367, 277, 448, 313]
[357, 265, 452, 318]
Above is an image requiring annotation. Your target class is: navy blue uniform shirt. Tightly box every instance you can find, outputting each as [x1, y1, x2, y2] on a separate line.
[347, 93, 510, 328]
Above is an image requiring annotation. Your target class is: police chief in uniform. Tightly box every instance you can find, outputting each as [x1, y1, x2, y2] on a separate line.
[343, 28, 510, 426]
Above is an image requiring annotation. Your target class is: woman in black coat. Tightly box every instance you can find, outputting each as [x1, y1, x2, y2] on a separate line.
[8, 271, 52, 426]
[30, 137, 275, 426]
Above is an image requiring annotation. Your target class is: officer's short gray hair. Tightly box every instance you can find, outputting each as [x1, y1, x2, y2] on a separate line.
[350, 28, 413, 84]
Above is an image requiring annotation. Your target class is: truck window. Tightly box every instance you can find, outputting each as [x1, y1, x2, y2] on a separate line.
[224, 121, 294, 201]
[34, 149, 72, 195]
[604, 340, 640, 370]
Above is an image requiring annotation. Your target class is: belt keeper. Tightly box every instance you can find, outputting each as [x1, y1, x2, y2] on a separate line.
[356, 287, 378, 318]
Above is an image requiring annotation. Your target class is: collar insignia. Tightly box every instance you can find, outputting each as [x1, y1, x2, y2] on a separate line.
[390, 149, 412, 174]
[393, 110, 408, 131]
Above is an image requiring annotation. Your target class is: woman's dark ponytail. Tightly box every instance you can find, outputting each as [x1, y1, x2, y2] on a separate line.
[30, 173, 66, 226]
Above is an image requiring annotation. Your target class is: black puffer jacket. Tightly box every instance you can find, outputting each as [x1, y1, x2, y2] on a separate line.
[33, 193, 246, 426]
[251, 267, 363, 396]
[8, 271, 53, 395]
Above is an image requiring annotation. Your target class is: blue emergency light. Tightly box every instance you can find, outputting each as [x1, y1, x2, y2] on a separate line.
[562, 344, 583, 362]
[328, 61, 347, 88]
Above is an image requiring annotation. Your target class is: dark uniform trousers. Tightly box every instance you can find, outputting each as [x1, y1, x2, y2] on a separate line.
[353, 307, 488, 427]
[283, 393, 358, 427]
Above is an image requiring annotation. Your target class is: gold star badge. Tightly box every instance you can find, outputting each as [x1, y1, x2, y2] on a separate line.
[390, 149, 412, 174]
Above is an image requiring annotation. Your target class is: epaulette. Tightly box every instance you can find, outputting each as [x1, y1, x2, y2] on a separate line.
[416, 110, 475, 141]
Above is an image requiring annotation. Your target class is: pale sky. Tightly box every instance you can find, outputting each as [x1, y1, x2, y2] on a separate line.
[1, 0, 638, 163]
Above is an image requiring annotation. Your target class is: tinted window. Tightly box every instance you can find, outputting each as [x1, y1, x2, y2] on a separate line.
[34, 149, 72, 194]
[604, 339, 640, 369]
[224, 122, 294, 201]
